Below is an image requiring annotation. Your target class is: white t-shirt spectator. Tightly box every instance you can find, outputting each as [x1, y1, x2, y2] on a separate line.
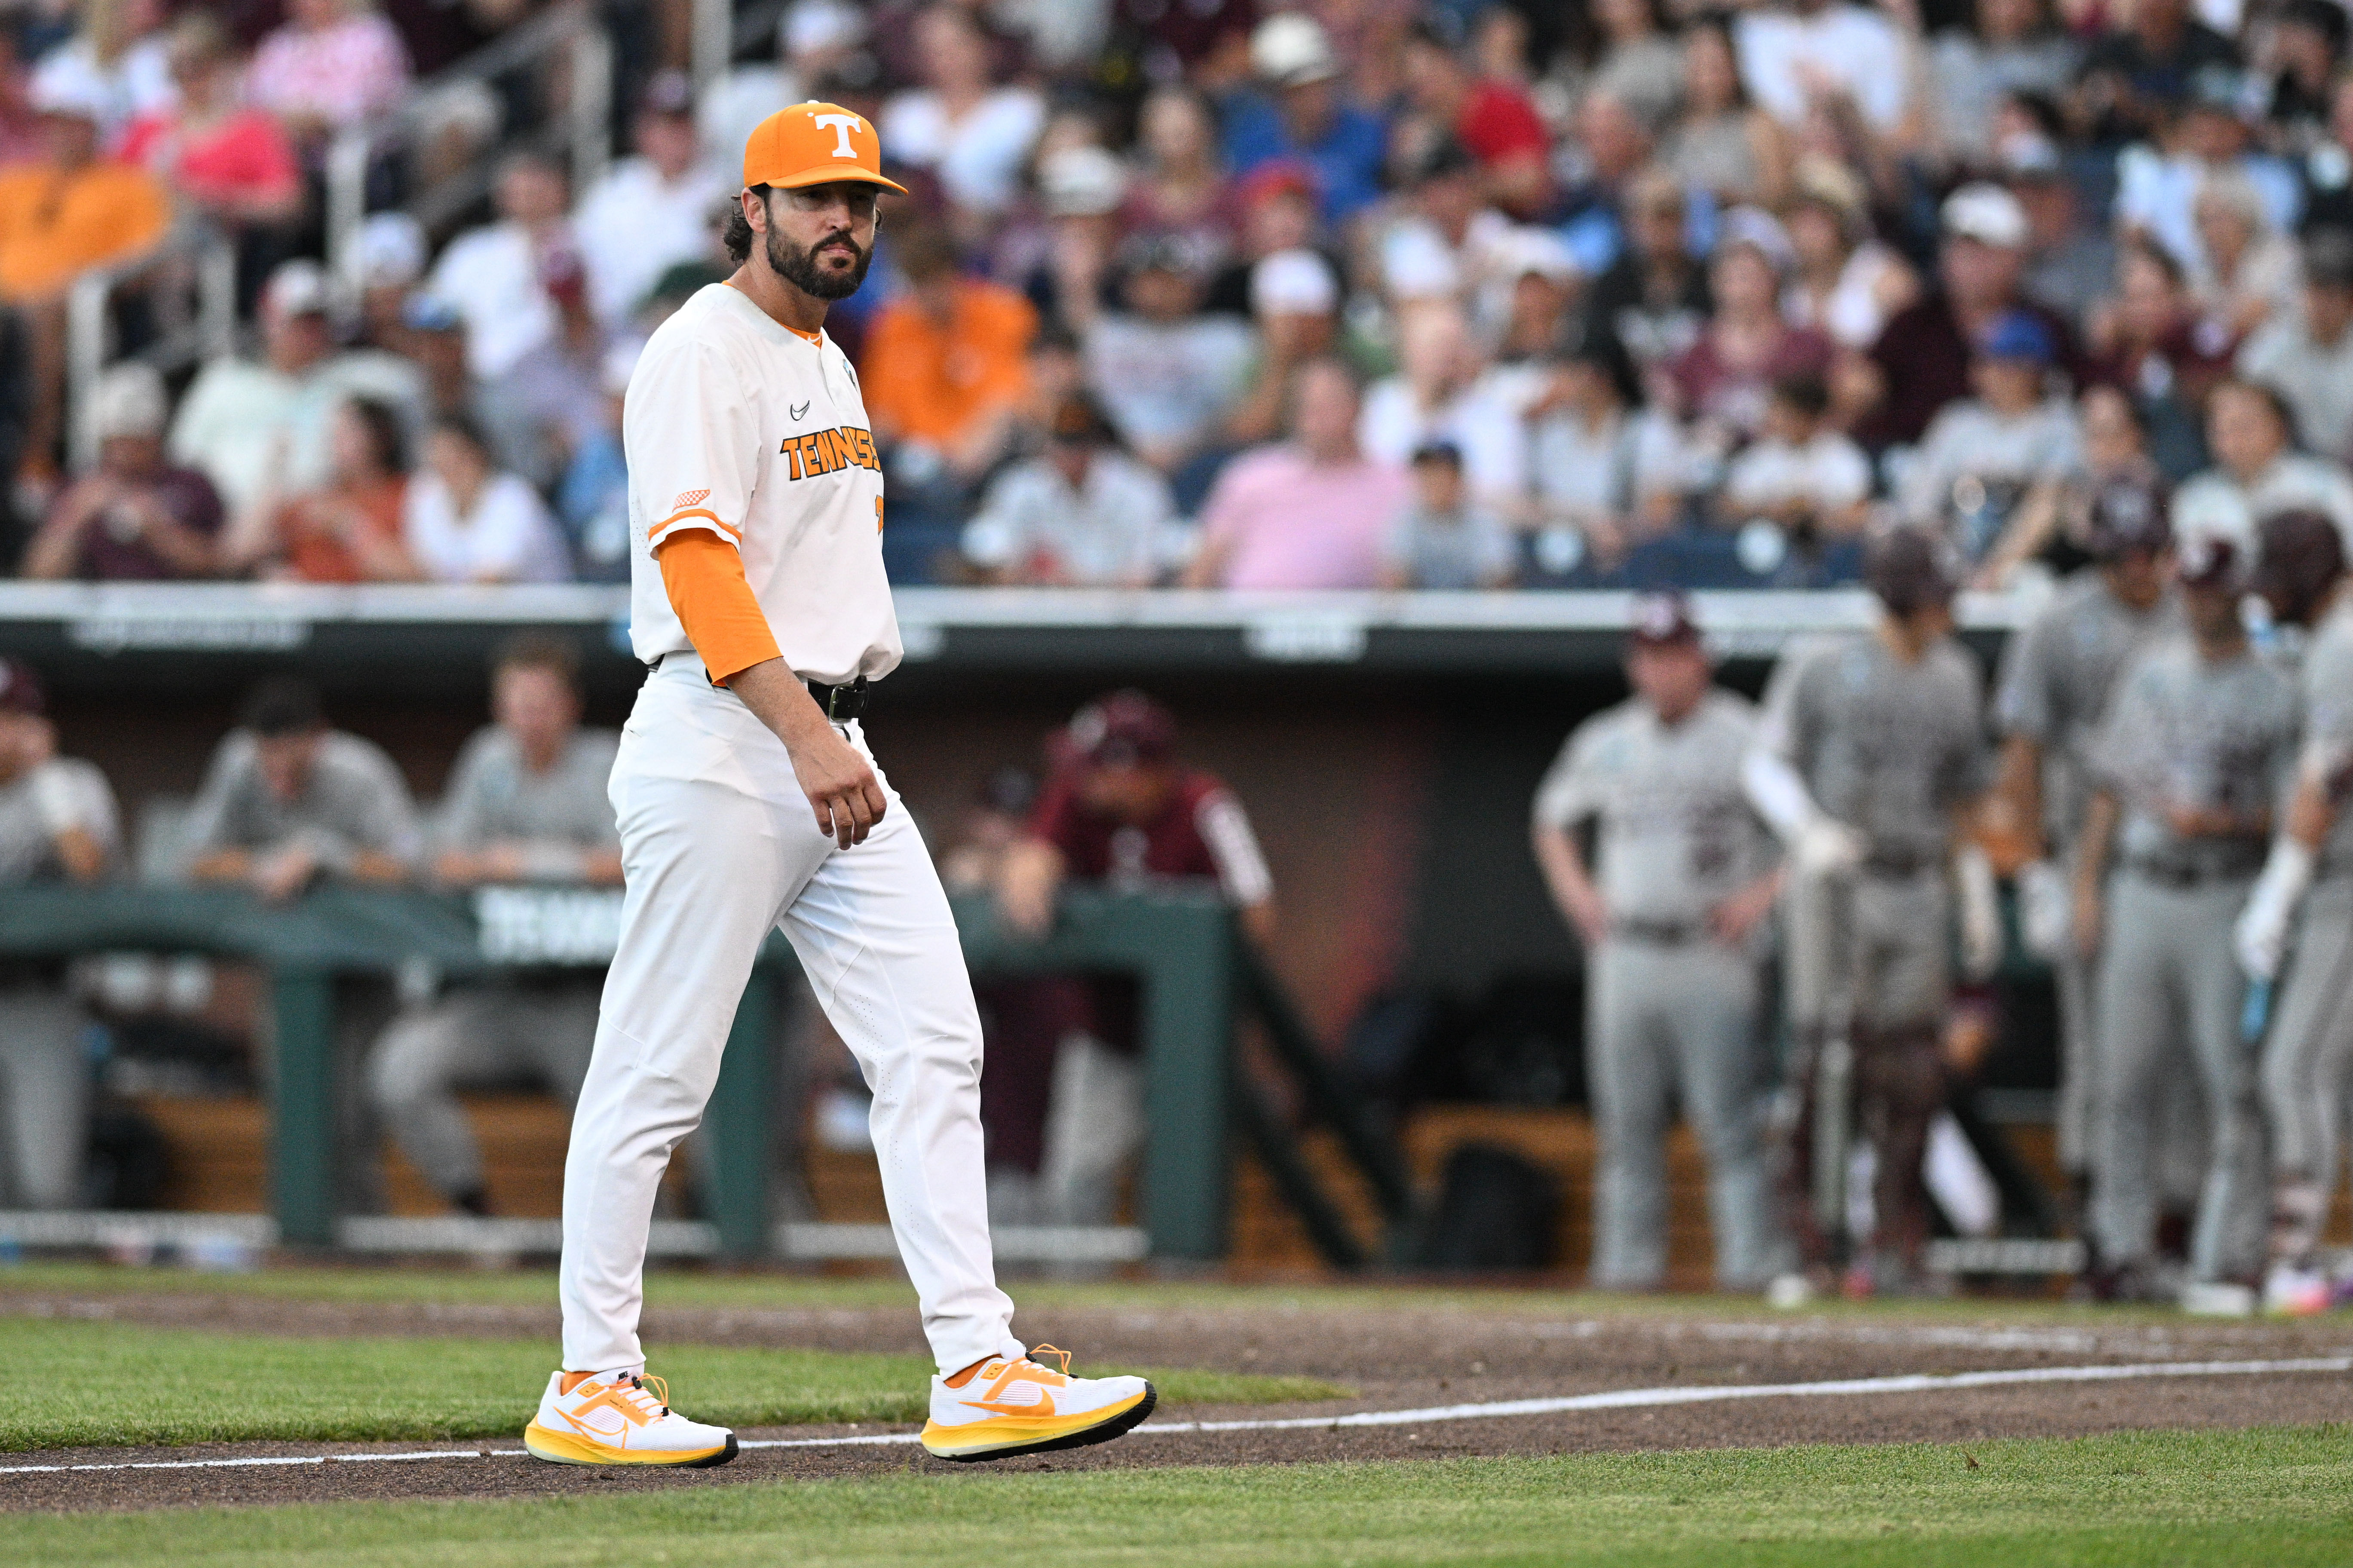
[2171, 451, 2353, 555]
[1898, 398, 2083, 548]
[1381, 503, 1516, 589]
[1084, 312, 1256, 461]
[1723, 430, 1872, 516]
[403, 470, 572, 583]
[1530, 406, 1691, 523]
[248, 12, 410, 131]
[573, 155, 731, 326]
[1379, 208, 1516, 306]
[880, 88, 1045, 215]
[31, 34, 174, 146]
[2237, 314, 2353, 463]
[425, 222, 564, 380]
[169, 350, 428, 515]
[1735, 4, 1909, 132]
[962, 450, 1174, 586]
[1357, 376, 1530, 506]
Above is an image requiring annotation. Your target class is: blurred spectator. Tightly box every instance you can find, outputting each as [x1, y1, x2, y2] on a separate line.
[351, 211, 428, 350]
[2172, 377, 2353, 551]
[2071, 0, 2238, 145]
[701, 0, 873, 165]
[881, 5, 1044, 224]
[1084, 233, 1253, 490]
[1899, 311, 2085, 563]
[2113, 69, 2298, 279]
[2260, 0, 2345, 149]
[2011, 138, 2115, 331]
[1400, 17, 1552, 218]
[1359, 305, 1529, 513]
[961, 392, 1172, 587]
[424, 150, 573, 383]
[368, 634, 619, 1217]
[119, 15, 301, 233]
[555, 343, 636, 583]
[29, 0, 173, 150]
[1664, 227, 1834, 455]
[1974, 383, 2163, 586]
[1185, 357, 1406, 589]
[1719, 371, 1871, 540]
[1581, 165, 1709, 370]
[0, 71, 167, 481]
[1379, 438, 1514, 590]
[2297, 73, 2353, 234]
[1488, 229, 1581, 370]
[1379, 137, 1513, 310]
[1577, 0, 1687, 136]
[1222, 14, 1388, 228]
[2237, 229, 2353, 465]
[401, 413, 570, 584]
[1733, 0, 1910, 137]
[1780, 163, 1916, 352]
[1930, 0, 2080, 165]
[0, 658, 119, 1210]
[169, 259, 426, 516]
[185, 676, 422, 902]
[0, 36, 43, 167]
[1122, 87, 1239, 277]
[995, 690, 1274, 1225]
[246, 0, 410, 148]
[2083, 240, 2234, 480]
[22, 363, 221, 580]
[1527, 331, 1688, 570]
[1663, 16, 1791, 210]
[221, 396, 417, 582]
[1019, 144, 1126, 336]
[574, 70, 728, 330]
[1857, 183, 2080, 450]
[1555, 90, 1655, 278]
[2188, 168, 2300, 339]
[863, 221, 1036, 486]
[476, 243, 607, 489]
[1224, 246, 1344, 447]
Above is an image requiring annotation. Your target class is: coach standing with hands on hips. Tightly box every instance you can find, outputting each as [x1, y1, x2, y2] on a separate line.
[527, 104, 1155, 1470]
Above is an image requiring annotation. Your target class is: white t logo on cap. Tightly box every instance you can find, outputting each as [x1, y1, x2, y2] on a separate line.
[813, 113, 862, 160]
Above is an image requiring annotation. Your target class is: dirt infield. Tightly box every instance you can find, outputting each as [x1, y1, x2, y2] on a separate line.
[6, 1283, 2352, 1514]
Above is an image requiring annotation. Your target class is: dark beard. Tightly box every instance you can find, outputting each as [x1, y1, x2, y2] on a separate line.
[768, 224, 871, 300]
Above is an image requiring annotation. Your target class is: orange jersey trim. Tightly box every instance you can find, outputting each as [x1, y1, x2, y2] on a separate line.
[647, 506, 743, 544]
[656, 531, 780, 686]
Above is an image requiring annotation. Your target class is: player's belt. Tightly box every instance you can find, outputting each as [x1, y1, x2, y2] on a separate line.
[2123, 851, 2263, 888]
[1613, 918, 1703, 945]
[807, 676, 868, 721]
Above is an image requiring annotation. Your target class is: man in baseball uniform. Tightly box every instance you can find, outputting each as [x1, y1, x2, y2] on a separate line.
[2077, 534, 2299, 1304]
[1743, 528, 2003, 1295]
[1990, 480, 2179, 1235]
[1531, 595, 1787, 1291]
[526, 104, 1155, 1468]
[2237, 511, 2353, 1313]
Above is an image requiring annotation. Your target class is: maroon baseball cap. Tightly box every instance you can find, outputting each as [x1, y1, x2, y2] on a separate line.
[1626, 592, 1702, 649]
[0, 658, 45, 716]
[1065, 690, 1176, 767]
[2175, 531, 2244, 591]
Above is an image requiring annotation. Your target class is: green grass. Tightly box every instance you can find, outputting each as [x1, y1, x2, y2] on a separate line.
[16, 1427, 2353, 1565]
[0, 1260, 2194, 1329]
[0, 1320, 1348, 1452]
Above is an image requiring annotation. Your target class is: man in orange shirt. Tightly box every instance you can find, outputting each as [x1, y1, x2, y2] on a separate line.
[859, 220, 1033, 577]
[0, 74, 170, 486]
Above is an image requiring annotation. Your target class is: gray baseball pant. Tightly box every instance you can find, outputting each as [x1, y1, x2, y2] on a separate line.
[0, 984, 89, 1209]
[1586, 937, 1779, 1289]
[369, 983, 600, 1201]
[2092, 871, 2268, 1282]
[2259, 879, 2353, 1259]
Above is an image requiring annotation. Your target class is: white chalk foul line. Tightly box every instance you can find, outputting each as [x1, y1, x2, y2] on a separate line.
[4, 1356, 2347, 1476]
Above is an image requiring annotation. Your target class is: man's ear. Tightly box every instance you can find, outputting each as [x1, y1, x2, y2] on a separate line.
[742, 188, 769, 235]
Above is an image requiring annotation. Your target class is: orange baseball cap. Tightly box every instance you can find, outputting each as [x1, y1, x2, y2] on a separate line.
[742, 101, 907, 194]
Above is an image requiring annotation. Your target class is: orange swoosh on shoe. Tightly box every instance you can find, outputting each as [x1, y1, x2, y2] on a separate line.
[961, 1387, 1054, 1418]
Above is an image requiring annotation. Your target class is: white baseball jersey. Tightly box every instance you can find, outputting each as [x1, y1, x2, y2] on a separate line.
[622, 282, 900, 686]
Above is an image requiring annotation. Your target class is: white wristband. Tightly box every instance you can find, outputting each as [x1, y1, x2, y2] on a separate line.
[28, 763, 80, 836]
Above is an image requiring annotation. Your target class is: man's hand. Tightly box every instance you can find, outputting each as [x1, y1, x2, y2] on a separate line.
[1795, 817, 1867, 877]
[1710, 871, 1783, 947]
[729, 659, 888, 850]
[997, 838, 1063, 937]
[254, 842, 321, 903]
[1560, 879, 1612, 948]
[2072, 878, 2103, 965]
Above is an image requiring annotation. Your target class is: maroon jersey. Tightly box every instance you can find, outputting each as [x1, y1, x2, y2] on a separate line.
[1029, 765, 1272, 905]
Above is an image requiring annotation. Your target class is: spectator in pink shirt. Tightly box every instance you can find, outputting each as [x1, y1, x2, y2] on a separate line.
[248, 0, 409, 148]
[1183, 358, 1409, 590]
[119, 16, 301, 231]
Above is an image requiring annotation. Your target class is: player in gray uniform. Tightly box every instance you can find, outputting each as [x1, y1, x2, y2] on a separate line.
[1744, 528, 2002, 1294]
[0, 660, 119, 1209]
[2077, 534, 2300, 1303]
[1532, 595, 1787, 1291]
[1991, 480, 2181, 1231]
[2235, 512, 2353, 1313]
[368, 636, 621, 1216]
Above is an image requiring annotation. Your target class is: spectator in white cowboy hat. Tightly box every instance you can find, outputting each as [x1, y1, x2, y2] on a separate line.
[1220, 13, 1388, 228]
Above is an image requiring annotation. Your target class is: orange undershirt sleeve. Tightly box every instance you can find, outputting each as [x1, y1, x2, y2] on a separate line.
[656, 532, 781, 686]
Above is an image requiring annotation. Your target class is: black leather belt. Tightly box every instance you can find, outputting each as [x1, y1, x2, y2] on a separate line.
[807, 676, 868, 721]
[2126, 855, 2261, 888]
[1863, 846, 1938, 879]
[1615, 918, 1703, 945]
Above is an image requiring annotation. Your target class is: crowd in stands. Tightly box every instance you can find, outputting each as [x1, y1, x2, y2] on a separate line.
[8, 0, 2353, 589]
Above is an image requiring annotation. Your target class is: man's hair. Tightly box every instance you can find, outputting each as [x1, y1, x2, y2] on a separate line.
[242, 676, 324, 738]
[493, 631, 582, 690]
[1771, 370, 1831, 420]
[344, 396, 408, 473]
[722, 184, 771, 267]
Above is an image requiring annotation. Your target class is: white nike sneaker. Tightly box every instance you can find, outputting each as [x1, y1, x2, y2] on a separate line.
[523, 1369, 739, 1467]
[919, 1345, 1155, 1462]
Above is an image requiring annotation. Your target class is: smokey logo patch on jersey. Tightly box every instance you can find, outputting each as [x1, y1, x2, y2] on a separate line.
[781, 427, 882, 481]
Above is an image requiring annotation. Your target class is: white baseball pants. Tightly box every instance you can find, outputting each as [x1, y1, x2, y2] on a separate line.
[560, 654, 1023, 1377]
